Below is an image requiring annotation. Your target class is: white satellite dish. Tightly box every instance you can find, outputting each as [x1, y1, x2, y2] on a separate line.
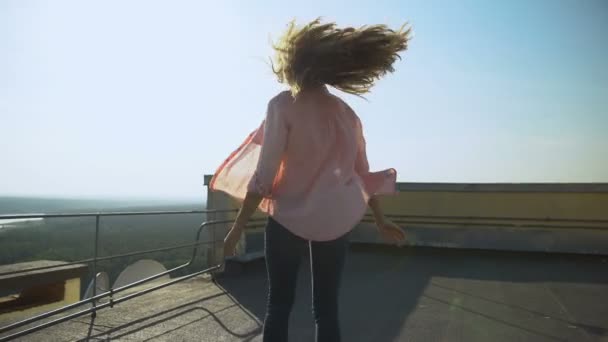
[83, 272, 109, 299]
[112, 259, 169, 289]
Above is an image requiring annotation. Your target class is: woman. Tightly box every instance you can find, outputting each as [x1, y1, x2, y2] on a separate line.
[210, 18, 411, 342]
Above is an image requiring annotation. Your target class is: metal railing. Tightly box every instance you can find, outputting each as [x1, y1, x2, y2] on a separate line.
[2, 209, 606, 340]
[0, 209, 263, 341]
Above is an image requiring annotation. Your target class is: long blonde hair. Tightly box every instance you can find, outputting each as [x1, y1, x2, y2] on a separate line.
[271, 18, 412, 96]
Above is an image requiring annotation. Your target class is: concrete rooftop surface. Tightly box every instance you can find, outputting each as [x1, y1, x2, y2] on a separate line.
[3, 246, 608, 342]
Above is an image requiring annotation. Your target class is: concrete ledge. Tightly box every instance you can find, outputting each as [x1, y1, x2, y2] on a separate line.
[205, 174, 608, 256]
[396, 182, 608, 193]
[0, 261, 88, 293]
[203, 174, 608, 193]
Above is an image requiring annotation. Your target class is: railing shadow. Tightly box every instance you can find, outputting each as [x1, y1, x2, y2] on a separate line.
[77, 291, 261, 341]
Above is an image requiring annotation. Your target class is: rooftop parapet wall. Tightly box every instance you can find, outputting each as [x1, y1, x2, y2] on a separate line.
[204, 176, 608, 255]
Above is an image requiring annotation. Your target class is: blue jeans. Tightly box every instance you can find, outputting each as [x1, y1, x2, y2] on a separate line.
[263, 217, 349, 342]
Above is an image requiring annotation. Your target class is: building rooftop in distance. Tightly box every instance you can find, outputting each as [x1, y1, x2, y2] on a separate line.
[3, 245, 608, 342]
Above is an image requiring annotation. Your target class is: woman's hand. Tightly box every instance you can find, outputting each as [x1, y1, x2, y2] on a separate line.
[224, 224, 244, 257]
[223, 192, 263, 258]
[376, 218, 406, 245]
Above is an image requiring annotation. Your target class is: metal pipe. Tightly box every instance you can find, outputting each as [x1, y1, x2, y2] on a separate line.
[0, 240, 213, 277]
[111, 264, 221, 305]
[92, 215, 100, 314]
[0, 209, 237, 220]
[212, 212, 218, 267]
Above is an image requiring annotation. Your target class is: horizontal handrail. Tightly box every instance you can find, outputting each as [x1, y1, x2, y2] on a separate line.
[0, 240, 211, 278]
[0, 208, 237, 220]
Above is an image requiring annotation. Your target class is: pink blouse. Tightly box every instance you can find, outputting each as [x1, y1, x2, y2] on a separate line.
[210, 86, 396, 241]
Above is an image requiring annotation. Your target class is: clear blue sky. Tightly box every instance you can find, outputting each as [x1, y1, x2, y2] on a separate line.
[1, 0, 607, 200]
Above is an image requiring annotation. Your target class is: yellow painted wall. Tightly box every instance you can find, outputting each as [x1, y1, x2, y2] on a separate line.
[210, 189, 608, 227]
[64, 278, 81, 303]
[377, 191, 608, 221]
[0, 278, 81, 322]
[204, 179, 608, 254]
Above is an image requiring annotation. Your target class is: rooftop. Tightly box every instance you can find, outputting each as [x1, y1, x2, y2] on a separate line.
[4, 245, 608, 342]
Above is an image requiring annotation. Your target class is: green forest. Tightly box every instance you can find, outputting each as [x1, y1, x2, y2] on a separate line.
[0, 197, 219, 295]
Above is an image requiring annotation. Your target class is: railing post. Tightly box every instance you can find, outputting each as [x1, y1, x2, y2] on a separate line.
[211, 211, 218, 270]
[92, 214, 100, 316]
[205, 191, 232, 274]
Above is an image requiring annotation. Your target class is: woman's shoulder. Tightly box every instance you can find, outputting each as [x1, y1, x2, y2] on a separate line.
[330, 95, 360, 123]
[263, 91, 294, 123]
[269, 90, 293, 107]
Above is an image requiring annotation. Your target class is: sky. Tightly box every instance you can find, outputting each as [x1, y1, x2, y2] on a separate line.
[1, 0, 607, 200]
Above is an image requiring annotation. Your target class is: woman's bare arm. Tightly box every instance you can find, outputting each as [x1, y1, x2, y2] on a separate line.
[368, 196, 386, 225]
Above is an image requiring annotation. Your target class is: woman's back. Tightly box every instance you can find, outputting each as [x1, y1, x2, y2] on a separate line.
[250, 88, 370, 240]
[211, 86, 396, 241]
[274, 88, 360, 199]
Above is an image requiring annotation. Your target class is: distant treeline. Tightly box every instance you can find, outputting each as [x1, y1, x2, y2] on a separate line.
[0, 196, 204, 214]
